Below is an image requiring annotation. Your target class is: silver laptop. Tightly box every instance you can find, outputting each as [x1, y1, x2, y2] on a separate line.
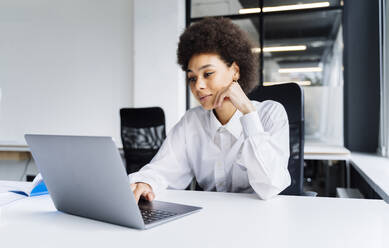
[25, 134, 201, 229]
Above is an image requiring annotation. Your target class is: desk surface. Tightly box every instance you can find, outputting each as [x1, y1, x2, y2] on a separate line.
[2, 142, 351, 160]
[0, 144, 124, 152]
[1, 190, 388, 248]
[304, 140, 351, 160]
[352, 153, 389, 203]
[0, 145, 29, 151]
[0, 145, 31, 161]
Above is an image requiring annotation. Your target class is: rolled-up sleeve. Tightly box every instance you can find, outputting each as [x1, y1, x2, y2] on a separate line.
[237, 102, 291, 200]
[129, 115, 193, 195]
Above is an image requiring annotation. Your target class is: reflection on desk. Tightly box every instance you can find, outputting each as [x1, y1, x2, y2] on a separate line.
[1, 190, 388, 248]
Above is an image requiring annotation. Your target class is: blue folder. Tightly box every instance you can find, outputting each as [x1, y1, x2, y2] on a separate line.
[10, 181, 48, 197]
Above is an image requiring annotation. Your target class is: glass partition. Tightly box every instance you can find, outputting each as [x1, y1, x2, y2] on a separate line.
[187, 1, 344, 145]
[263, 9, 343, 144]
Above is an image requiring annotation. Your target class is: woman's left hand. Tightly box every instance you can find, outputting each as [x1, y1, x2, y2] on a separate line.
[213, 81, 256, 115]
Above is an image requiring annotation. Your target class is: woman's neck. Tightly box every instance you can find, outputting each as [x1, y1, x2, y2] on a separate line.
[213, 101, 237, 125]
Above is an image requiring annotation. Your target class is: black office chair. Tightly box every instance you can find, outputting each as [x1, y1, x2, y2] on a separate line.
[248, 82, 316, 196]
[120, 107, 166, 175]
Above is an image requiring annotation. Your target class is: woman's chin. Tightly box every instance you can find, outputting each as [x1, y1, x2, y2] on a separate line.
[200, 103, 213, 110]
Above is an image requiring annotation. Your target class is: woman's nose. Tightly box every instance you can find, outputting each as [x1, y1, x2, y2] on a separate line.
[195, 78, 206, 90]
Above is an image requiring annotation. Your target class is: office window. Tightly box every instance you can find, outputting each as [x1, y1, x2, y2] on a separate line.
[263, 0, 342, 8]
[187, 0, 344, 144]
[191, 0, 342, 18]
[379, 0, 389, 157]
[264, 9, 343, 144]
[191, 0, 259, 18]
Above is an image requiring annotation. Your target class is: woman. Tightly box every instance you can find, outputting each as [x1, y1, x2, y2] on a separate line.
[130, 17, 291, 202]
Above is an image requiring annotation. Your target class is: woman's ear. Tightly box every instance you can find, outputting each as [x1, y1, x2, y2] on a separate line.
[231, 62, 240, 81]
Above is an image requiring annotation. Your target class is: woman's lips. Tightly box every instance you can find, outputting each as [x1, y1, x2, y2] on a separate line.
[199, 94, 212, 102]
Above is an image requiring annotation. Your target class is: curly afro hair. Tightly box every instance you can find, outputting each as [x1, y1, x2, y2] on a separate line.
[177, 17, 259, 93]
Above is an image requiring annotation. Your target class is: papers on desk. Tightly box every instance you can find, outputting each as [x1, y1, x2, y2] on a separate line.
[0, 192, 25, 207]
[0, 174, 48, 207]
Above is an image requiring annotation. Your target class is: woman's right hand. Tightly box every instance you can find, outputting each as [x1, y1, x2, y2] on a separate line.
[130, 182, 155, 204]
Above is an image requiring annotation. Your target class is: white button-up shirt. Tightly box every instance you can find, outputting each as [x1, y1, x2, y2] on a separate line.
[129, 100, 291, 200]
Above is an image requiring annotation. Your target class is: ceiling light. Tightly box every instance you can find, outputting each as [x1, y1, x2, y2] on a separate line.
[264, 45, 306, 52]
[239, 2, 330, 14]
[264, 81, 312, 86]
[238, 8, 261, 14]
[252, 45, 307, 53]
[263, 2, 330, 12]
[278, 67, 322, 73]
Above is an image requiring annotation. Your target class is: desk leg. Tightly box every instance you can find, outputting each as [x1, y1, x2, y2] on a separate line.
[190, 178, 197, 190]
[325, 160, 331, 196]
[346, 160, 351, 188]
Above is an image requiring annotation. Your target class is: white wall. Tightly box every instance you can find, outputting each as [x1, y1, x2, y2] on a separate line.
[0, 0, 133, 146]
[0, 0, 187, 180]
[133, 0, 186, 131]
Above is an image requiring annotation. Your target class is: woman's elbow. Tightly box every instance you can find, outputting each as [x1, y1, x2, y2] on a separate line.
[253, 172, 291, 200]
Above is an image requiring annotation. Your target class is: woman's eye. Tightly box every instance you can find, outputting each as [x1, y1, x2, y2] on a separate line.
[204, 72, 214, 78]
[187, 77, 196, 83]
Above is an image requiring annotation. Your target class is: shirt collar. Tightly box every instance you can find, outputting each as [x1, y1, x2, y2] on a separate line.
[208, 109, 243, 140]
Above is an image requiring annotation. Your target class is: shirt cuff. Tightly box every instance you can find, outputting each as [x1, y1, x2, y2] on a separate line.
[240, 111, 264, 138]
[128, 172, 162, 195]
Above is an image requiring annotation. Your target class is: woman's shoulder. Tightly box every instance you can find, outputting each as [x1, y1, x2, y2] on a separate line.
[173, 106, 208, 128]
[251, 100, 287, 120]
[251, 99, 284, 109]
[183, 105, 208, 120]
[167, 106, 208, 138]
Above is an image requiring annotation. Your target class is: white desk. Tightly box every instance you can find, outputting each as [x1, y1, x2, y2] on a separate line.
[0, 145, 124, 161]
[351, 153, 389, 203]
[1, 190, 388, 248]
[304, 141, 351, 161]
[0, 145, 30, 160]
[304, 141, 351, 188]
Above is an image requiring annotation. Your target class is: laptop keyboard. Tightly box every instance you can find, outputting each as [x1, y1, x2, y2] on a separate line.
[140, 209, 178, 224]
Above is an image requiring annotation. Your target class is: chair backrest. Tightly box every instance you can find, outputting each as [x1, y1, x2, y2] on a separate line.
[120, 107, 166, 174]
[248, 83, 304, 195]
